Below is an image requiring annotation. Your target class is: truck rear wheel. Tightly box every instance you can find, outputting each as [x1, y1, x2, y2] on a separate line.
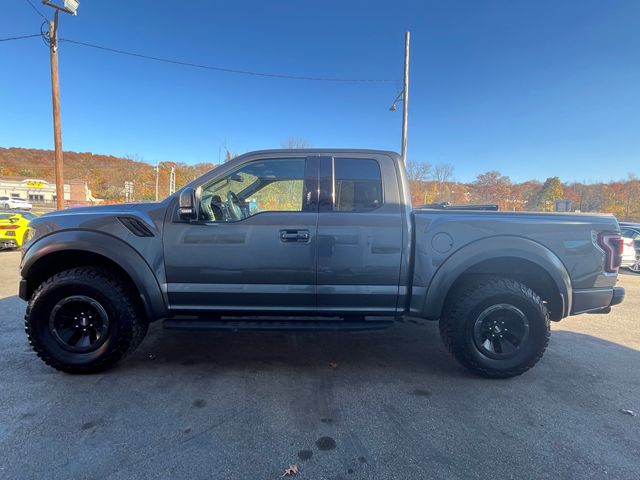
[439, 278, 550, 378]
[25, 267, 148, 374]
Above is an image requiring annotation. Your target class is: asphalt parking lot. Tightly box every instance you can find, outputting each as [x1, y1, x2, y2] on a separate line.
[0, 250, 638, 480]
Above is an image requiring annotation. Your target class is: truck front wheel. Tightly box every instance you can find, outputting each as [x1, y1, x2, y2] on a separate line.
[25, 267, 148, 374]
[439, 278, 550, 378]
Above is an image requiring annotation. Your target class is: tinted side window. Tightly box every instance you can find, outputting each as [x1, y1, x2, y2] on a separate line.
[333, 158, 382, 212]
[199, 158, 306, 222]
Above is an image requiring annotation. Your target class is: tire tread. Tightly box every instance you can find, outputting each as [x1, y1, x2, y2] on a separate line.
[24, 266, 148, 374]
[439, 277, 550, 378]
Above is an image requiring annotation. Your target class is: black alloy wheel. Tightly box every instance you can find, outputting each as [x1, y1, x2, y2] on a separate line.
[49, 295, 110, 353]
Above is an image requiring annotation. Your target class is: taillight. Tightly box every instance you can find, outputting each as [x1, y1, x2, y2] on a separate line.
[598, 232, 622, 273]
[0, 225, 18, 230]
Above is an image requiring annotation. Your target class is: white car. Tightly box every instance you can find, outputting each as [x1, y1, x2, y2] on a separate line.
[620, 237, 637, 270]
[0, 196, 33, 211]
[620, 224, 640, 273]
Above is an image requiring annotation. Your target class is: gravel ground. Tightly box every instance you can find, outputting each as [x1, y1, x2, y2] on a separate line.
[0, 249, 638, 480]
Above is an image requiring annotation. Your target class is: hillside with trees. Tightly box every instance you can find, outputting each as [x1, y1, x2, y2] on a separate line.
[0, 147, 215, 201]
[0, 147, 637, 221]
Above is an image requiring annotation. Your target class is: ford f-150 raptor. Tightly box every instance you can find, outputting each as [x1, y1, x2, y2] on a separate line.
[19, 149, 625, 377]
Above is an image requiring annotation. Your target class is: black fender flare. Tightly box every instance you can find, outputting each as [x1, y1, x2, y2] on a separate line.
[21, 230, 167, 320]
[420, 236, 572, 320]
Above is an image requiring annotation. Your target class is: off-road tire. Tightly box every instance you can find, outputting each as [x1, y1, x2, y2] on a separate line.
[25, 267, 148, 374]
[439, 277, 550, 378]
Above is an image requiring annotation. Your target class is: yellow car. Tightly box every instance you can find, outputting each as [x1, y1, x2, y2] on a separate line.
[0, 211, 36, 250]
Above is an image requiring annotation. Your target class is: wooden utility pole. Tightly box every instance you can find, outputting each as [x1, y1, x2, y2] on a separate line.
[400, 31, 410, 165]
[49, 10, 65, 210]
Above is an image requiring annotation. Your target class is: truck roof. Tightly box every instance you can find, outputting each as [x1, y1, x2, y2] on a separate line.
[233, 148, 400, 158]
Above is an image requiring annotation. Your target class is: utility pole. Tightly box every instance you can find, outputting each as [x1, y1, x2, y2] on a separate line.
[401, 31, 410, 165]
[48, 10, 64, 209]
[389, 32, 410, 165]
[155, 162, 160, 201]
[42, 0, 80, 209]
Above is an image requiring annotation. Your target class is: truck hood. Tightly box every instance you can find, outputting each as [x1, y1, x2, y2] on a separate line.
[40, 203, 159, 216]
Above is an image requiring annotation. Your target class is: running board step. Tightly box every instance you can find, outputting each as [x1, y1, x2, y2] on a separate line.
[163, 319, 394, 331]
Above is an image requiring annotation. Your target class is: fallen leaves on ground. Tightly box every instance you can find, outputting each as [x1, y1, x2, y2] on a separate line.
[282, 464, 299, 477]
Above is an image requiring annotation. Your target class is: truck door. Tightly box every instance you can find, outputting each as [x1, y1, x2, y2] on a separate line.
[163, 156, 319, 313]
[316, 155, 404, 315]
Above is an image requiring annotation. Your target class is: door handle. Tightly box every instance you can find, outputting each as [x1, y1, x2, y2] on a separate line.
[280, 230, 310, 243]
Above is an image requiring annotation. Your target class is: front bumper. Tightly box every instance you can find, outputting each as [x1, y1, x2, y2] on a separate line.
[0, 239, 17, 249]
[572, 286, 625, 315]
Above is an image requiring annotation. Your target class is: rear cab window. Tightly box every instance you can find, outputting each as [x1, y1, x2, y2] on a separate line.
[333, 158, 383, 212]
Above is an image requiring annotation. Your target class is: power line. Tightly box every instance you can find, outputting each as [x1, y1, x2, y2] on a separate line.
[0, 33, 41, 42]
[59, 38, 396, 83]
[23, 0, 48, 21]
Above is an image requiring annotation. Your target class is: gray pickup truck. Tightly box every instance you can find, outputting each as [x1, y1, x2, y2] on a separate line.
[19, 149, 625, 377]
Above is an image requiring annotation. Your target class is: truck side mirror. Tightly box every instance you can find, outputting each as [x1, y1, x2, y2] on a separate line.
[178, 187, 199, 221]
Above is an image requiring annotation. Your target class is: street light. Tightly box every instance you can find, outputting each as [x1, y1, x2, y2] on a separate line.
[42, 0, 80, 15]
[389, 90, 404, 112]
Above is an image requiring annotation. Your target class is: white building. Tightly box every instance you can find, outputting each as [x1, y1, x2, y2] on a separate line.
[0, 177, 101, 205]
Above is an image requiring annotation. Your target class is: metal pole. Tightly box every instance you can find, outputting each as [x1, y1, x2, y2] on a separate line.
[49, 10, 65, 210]
[169, 167, 176, 195]
[155, 162, 159, 201]
[401, 31, 410, 165]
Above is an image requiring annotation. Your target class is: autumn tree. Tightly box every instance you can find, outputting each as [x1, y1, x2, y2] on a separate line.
[622, 174, 640, 220]
[471, 171, 512, 209]
[577, 183, 606, 213]
[510, 180, 542, 211]
[431, 163, 455, 203]
[405, 160, 432, 205]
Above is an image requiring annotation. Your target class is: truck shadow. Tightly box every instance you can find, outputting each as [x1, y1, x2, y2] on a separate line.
[128, 318, 465, 377]
[119, 316, 640, 386]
